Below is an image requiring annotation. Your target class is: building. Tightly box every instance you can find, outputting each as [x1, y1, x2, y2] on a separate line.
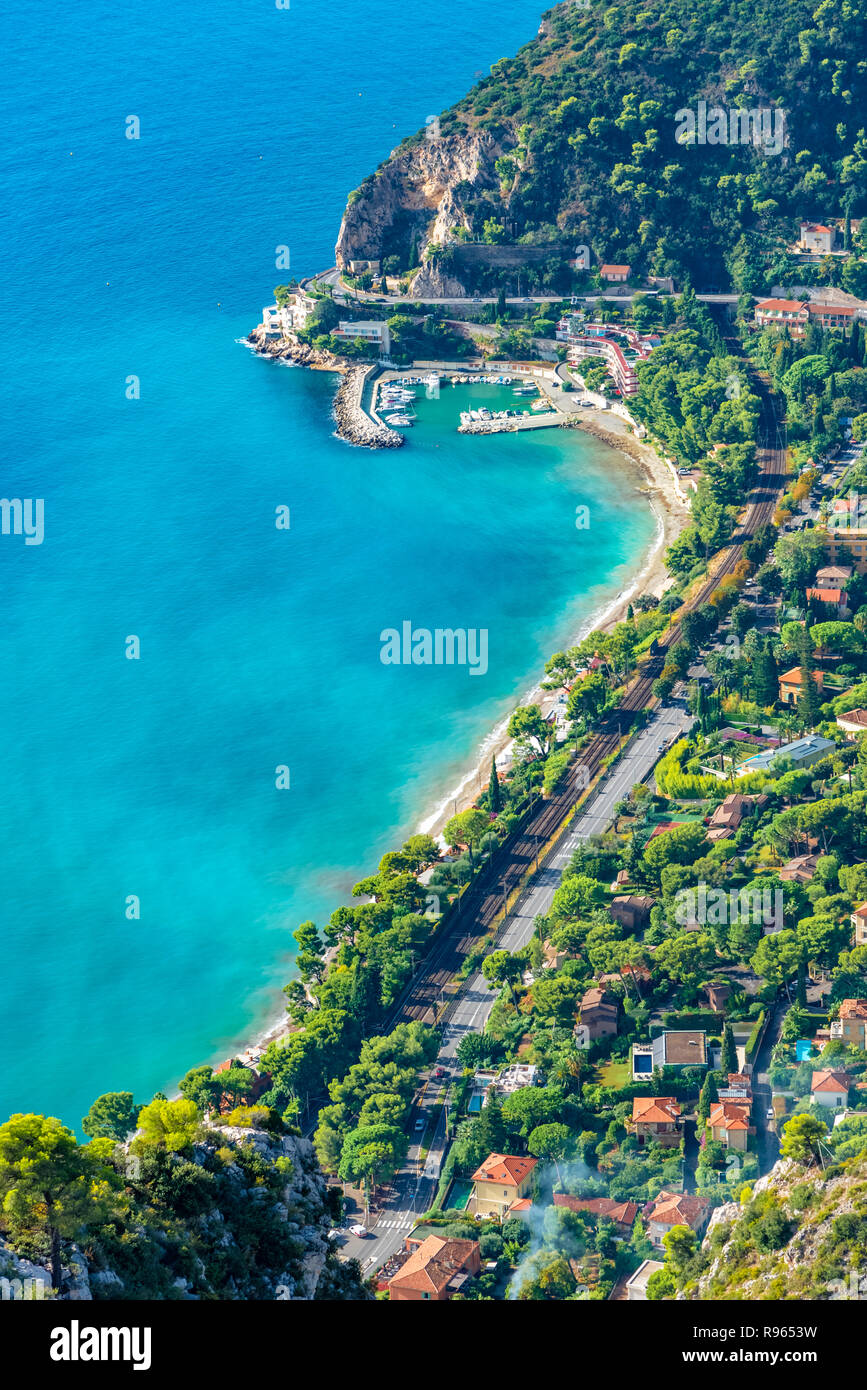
[704, 981, 732, 1014]
[609, 894, 656, 931]
[579, 986, 619, 1041]
[625, 1258, 665, 1300]
[811, 1070, 851, 1109]
[806, 586, 847, 616]
[471, 1154, 537, 1216]
[852, 903, 867, 946]
[552, 1194, 639, 1235]
[331, 320, 391, 356]
[718, 1072, 753, 1101]
[824, 527, 867, 575]
[837, 708, 867, 739]
[629, 1096, 683, 1147]
[779, 853, 821, 883]
[777, 669, 826, 707]
[708, 1099, 752, 1150]
[644, 1192, 711, 1250]
[387, 1234, 480, 1301]
[261, 290, 316, 336]
[799, 222, 835, 254]
[808, 303, 855, 332]
[632, 1031, 707, 1079]
[600, 263, 630, 282]
[815, 564, 852, 587]
[754, 299, 809, 335]
[833, 998, 867, 1049]
[707, 792, 767, 842]
[737, 733, 835, 777]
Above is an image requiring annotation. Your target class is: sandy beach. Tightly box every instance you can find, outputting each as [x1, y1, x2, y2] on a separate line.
[418, 403, 691, 840]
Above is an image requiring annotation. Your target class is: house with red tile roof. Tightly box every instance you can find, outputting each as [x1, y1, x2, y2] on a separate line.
[387, 1234, 480, 1301]
[644, 1191, 711, 1249]
[471, 1153, 537, 1216]
[629, 1096, 683, 1147]
[838, 709, 867, 739]
[806, 586, 847, 615]
[553, 1194, 639, 1235]
[600, 263, 630, 282]
[708, 1099, 753, 1151]
[754, 299, 809, 335]
[811, 1069, 851, 1108]
[853, 903, 867, 947]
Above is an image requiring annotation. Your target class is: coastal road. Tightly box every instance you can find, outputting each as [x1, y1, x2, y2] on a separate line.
[309, 267, 737, 310]
[339, 699, 693, 1277]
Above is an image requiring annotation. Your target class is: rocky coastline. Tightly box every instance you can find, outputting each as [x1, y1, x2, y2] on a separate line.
[247, 326, 403, 450]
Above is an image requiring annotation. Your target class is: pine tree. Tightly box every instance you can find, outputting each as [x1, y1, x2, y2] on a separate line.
[722, 1022, 737, 1075]
[488, 756, 502, 814]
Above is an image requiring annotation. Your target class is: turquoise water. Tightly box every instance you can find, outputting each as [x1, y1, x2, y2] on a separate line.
[1, 0, 657, 1130]
[795, 1040, 813, 1062]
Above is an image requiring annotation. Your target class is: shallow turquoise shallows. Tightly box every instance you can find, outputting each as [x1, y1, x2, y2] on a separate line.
[0, 0, 656, 1130]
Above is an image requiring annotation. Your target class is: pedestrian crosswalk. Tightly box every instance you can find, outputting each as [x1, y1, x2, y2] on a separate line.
[375, 1213, 414, 1231]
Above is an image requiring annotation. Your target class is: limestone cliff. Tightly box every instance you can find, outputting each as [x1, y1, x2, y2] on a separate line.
[691, 1154, 867, 1301]
[335, 129, 506, 295]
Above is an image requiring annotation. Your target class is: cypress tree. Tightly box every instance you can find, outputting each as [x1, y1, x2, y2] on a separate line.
[796, 958, 808, 1007]
[797, 629, 821, 730]
[755, 639, 779, 708]
[722, 1022, 738, 1075]
[488, 756, 502, 814]
[697, 1071, 718, 1123]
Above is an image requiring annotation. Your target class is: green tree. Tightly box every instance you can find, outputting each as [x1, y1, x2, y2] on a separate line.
[721, 1022, 738, 1075]
[528, 1122, 572, 1184]
[488, 756, 502, 813]
[443, 807, 491, 870]
[482, 949, 524, 1002]
[780, 1113, 827, 1165]
[0, 1114, 112, 1291]
[81, 1092, 141, 1143]
[134, 1097, 200, 1152]
[697, 1072, 718, 1123]
[507, 704, 553, 758]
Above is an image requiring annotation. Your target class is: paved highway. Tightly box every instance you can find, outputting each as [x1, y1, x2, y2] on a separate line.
[340, 698, 693, 1277]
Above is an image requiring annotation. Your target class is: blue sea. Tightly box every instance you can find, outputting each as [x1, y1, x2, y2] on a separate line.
[0, 0, 657, 1130]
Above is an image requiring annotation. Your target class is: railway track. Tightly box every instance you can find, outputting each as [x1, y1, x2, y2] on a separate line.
[387, 356, 788, 1028]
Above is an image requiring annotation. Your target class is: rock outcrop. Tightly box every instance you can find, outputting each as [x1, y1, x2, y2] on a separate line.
[246, 330, 403, 450]
[335, 129, 505, 293]
[692, 1153, 867, 1300]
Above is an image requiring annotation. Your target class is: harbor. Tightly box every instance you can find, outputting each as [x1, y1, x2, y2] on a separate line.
[370, 367, 569, 436]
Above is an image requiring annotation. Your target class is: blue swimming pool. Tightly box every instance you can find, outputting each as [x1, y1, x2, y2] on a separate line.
[796, 1039, 813, 1062]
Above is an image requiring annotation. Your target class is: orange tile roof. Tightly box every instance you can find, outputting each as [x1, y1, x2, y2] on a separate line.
[471, 1153, 538, 1186]
[779, 667, 825, 685]
[811, 1069, 850, 1094]
[388, 1235, 478, 1294]
[553, 1194, 639, 1225]
[647, 1190, 710, 1228]
[839, 999, 867, 1020]
[806, 588, 844, 603]
[632, 1096, 682, 1125]
[756, 299, 808, 312]
[601, 263, 630, 275]
[838, 709, 867, 728]
[709, 1100, 751, 1130]
[854, 903, 867, 920]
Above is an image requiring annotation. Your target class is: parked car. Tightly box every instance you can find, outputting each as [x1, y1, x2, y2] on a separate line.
[414, 1117, 426, 1131]
[766, 1107, 775, 1121]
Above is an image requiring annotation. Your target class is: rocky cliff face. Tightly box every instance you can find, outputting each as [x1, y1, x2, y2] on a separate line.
[335, 129, 506, 294]
[692, 1154, 867, 1301]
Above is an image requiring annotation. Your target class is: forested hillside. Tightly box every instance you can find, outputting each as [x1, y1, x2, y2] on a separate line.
[339, 0, 867, 291]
